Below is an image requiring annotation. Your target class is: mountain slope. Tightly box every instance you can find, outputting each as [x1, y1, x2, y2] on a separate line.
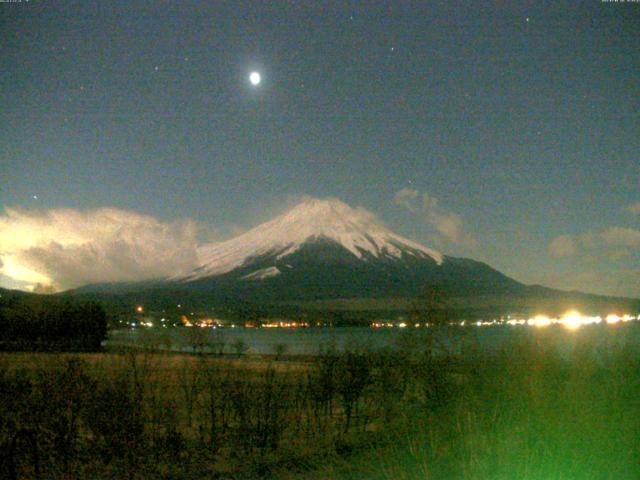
[181, 238, 523, 302]
[71, 198, 639, 315]
[166, 198, 524, 301]
[184, 198, 442, 281]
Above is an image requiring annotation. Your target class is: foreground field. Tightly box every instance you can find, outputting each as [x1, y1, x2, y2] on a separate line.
[1, 324, 639, 479]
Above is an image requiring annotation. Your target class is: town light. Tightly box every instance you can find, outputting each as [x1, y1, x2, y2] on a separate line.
[560, 311, 583, 330]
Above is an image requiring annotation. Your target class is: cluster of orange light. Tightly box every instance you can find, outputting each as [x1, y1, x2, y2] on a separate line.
[194, 318, 222, 328]
[371, 322, 424, 328]
[371, 322, 392, 328]
[262, 321, 309, 328]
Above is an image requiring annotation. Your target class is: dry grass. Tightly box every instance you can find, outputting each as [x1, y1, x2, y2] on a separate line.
[1, 325, 640, 479]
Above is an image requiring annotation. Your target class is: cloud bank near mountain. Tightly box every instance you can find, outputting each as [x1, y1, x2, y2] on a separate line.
[393, 188, 477, 247]
[548, 227, 640, 259]
[0, 207, 199, 291]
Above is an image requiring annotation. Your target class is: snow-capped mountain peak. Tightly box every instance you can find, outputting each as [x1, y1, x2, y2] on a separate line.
[182, 197, 442, 281]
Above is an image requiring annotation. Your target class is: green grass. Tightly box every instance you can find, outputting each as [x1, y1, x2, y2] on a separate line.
[312, 328, 640, 479]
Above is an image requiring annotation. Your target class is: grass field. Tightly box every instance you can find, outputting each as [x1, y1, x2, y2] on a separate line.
[1, 324, 639, 479]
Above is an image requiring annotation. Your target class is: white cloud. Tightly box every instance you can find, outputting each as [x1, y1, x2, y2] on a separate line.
[0, 207, 200, 290]
[625, 202, 640, 215]
[394, 189, 476, 246]
[421, 192, 439, 211]
[600, 227, 640, 248]
[393, 188, 419, 212]
[548, 235, 577, 258]
[427, 210, 466, 244]
[548, 227, 640, 259]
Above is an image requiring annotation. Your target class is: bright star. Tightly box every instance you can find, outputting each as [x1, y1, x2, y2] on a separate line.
[249, 71, 261, 86]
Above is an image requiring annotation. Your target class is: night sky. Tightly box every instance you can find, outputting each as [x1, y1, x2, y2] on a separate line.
[1, 1, 639, 297]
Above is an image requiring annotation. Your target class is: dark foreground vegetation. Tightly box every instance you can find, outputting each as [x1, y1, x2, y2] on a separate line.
[0, 295, 107, 351]
[0, 325, 639, 479]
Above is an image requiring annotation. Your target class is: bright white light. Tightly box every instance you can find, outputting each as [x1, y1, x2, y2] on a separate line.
[456, 312, 637, 330]
[249, 72, 261, 85]
[532, 315, 551, 328]
[560, 310, 583, 330]
[0, 255, 51, 285]
[606, 314, 621, 324]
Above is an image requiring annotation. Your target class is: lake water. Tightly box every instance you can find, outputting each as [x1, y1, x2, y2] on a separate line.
[106, 322, 640, 357]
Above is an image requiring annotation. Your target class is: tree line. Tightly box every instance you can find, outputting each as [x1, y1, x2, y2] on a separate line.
[0, 295, 107, 351]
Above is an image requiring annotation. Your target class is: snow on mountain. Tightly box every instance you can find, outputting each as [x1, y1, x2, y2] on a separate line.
[242, 266, 281, 281]
[181, 198, 442, 281]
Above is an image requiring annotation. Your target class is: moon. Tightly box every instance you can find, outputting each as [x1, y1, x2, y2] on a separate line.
[249, 71, 261, 86]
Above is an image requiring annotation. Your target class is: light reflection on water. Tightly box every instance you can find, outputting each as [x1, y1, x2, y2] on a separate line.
[106, 322, 640, 357]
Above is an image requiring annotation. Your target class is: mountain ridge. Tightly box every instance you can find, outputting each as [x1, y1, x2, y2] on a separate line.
[67, 197, 639, 316]
[184, 197, 443, 281]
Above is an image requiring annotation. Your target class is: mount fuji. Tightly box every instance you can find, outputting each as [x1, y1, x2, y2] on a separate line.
[186, 198, 443, 280]
[71, 197, 639, 316]
[163, 197, 524, 302]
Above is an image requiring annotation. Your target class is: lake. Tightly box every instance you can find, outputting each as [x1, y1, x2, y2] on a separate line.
[105, 322, 640, 357]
